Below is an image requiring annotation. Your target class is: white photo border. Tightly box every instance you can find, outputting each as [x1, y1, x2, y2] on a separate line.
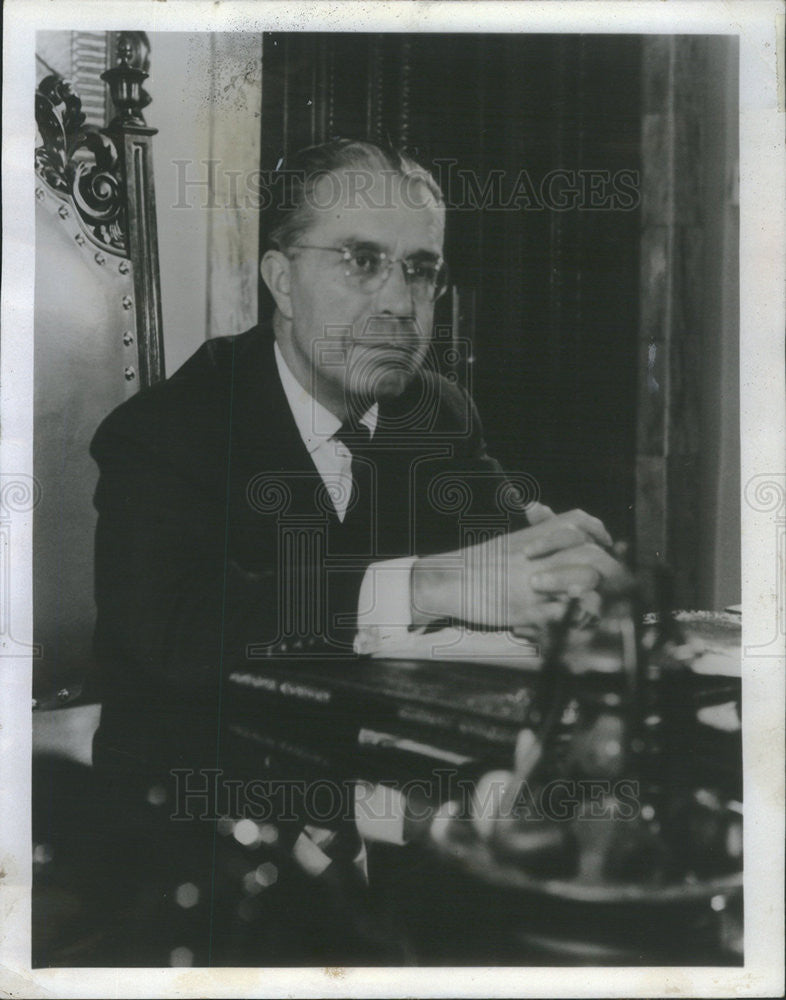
[2, 1, 783, 997]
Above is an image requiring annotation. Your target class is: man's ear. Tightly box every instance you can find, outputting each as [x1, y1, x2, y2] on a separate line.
[260, 250, 293, 320]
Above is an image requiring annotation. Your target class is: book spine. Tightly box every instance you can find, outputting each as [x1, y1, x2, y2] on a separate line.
[225, 720, 485, 790]
[227, 668, 525, 756]
[225, 721, 347, 777]
[391, 701, 520, 750]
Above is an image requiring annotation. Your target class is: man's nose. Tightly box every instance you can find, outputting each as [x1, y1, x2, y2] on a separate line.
[373, 260, 414, 315]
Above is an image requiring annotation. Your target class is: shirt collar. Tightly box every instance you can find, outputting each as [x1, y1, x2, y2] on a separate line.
[273, 340, 378, 454]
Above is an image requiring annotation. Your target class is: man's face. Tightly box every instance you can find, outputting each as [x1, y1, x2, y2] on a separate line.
[282, 167, 445, 411]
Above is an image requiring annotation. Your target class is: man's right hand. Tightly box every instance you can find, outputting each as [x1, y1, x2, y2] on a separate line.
[410, 509, 623, 630]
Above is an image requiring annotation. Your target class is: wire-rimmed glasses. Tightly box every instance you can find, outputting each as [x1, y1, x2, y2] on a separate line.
[288, 243, 449, 302]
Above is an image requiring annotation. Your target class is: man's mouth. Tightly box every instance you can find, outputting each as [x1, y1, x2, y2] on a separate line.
[352, 340, 416, 356]
[358, 315, 421, 346]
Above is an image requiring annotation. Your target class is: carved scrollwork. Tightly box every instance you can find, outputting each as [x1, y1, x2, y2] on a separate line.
[72, 129, 125, 249]
[34, 76, 85, 194]
[35, 73, 127, 254]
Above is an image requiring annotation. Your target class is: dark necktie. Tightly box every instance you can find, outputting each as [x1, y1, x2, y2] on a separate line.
[334, 420, 372, 516]
[334, 419, 372, 452]
[332, 420, 374, 553]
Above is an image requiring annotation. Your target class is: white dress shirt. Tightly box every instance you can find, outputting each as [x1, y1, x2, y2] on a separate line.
[273, 340, 378, 522]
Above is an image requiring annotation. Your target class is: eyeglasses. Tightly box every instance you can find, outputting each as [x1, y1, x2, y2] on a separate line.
[288, 244, 449, 302]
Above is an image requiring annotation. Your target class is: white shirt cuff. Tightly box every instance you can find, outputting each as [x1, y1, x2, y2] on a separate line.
[353, 555, 418, 655]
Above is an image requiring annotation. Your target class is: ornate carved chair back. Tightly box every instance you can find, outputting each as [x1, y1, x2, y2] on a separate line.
[33, 33, 165, 759]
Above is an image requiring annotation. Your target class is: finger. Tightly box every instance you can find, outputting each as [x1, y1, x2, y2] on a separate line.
[530, 565, 601, 595]
[537, 542, 623, 582]
[509, 599, 568, 630]
[520, 522, 586, 558]
[524, 502, 554, 526]
[558, 509, 613, 548]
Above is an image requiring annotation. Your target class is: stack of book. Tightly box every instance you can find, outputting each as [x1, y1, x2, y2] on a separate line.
[224, 655, 545, 788]
[223, 614, 741, 798]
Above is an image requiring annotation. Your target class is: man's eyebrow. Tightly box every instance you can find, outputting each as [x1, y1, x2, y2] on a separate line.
[406, 249, 442, 262]
[342, 238, 441, 260]
[342, 237, 384, 252]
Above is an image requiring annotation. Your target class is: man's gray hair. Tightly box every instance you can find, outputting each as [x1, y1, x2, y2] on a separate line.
[266, 138, 444, 251]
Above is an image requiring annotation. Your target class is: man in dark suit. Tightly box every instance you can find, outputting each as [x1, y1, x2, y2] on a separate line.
[91, 138, 617, 770]
[89, 139, 620, 961]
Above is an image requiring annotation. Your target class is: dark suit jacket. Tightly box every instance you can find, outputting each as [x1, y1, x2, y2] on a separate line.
[90, 323, 528, 778]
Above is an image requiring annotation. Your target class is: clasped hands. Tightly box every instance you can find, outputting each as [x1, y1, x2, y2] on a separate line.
[411, 503, 624, 631]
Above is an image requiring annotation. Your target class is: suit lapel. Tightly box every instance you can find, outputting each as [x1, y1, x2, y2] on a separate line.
[230, 327, 311, 476]
[228, 327, 338, 551]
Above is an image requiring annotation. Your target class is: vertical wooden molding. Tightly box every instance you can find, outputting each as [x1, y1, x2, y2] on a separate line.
[636, 36, 706, 605]
[698, 38, 740, 608]
[206, 34, 263, 339]
[637, 36, 675, 584]
[258, 34, 287, 324]
[123, 132, 165, 385]
[102, 32, 165, 386]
